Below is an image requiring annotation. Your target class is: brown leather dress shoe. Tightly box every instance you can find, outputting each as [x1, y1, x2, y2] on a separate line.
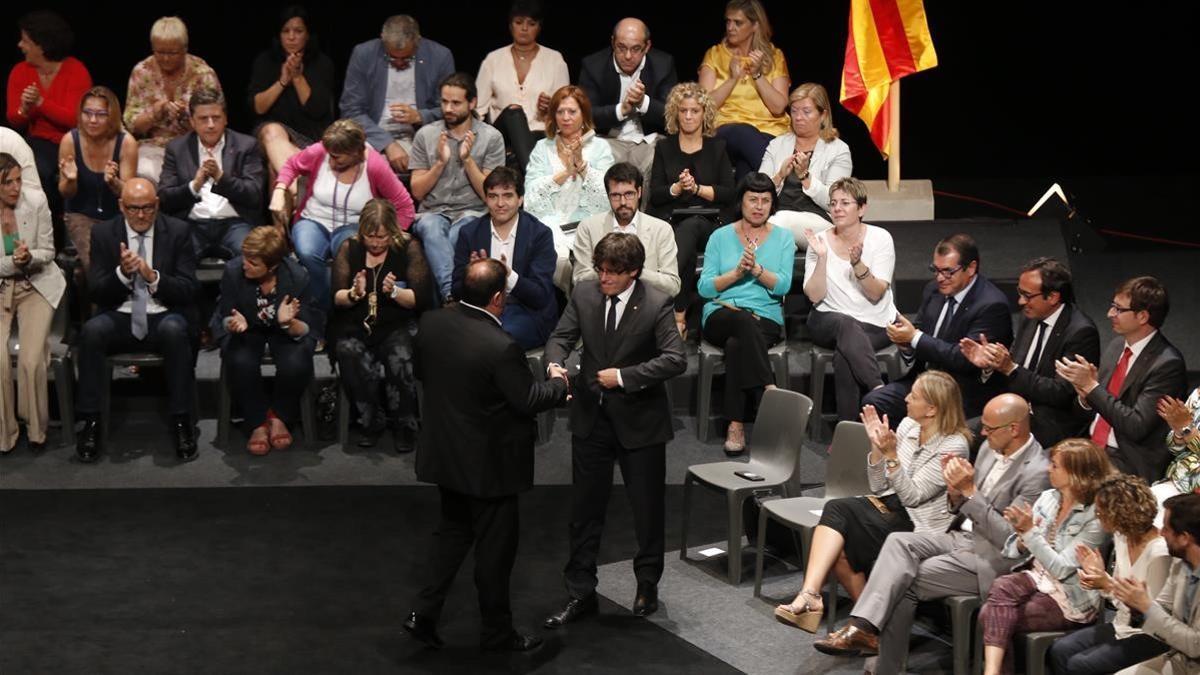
[813, 624, 879, 657]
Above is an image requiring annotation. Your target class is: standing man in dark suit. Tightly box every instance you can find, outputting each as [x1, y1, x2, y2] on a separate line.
[542, 233, 686, 627]
[1056, 275, 1188, 481]
[157, 87, 264, 260]
[863, 233, 1014, 424]
[960, 257, 1100, 447]
[75, 178, 200, 463]
[452, 167, 557, 349]
[578, 18, 677, 194]
[404, 258, 567, 652]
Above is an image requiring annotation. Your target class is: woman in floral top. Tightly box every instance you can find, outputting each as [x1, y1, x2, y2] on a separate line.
[1152, 387, 1200, 513]
[123, 16, 221, 183]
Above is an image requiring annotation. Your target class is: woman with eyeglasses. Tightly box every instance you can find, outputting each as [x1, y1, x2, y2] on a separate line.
[270, 119, 415, 312]
[58, 87, 138, 280]
[698, 172, 795, 454]
[329, 199, 431, 452]
[803, 177, 897, 423]
[760, 83, 853, 247]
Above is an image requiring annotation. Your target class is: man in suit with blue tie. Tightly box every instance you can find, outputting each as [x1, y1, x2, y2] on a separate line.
[541, 232, 686, 626]
[452, 167, 558, 349]
[863, 233, 1013, 425]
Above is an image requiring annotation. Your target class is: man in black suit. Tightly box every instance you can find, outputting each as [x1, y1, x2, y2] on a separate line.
[960, 257, 1100, 447]
[542, 233, 686, 627]
[75, 178, 200, 463]
[1056, 275, 1188, 481]
[578, 18, 678, 194]
[862, 233, 1013, 424]
[158, 87, 264, 260]
[404, 258, 567, 652]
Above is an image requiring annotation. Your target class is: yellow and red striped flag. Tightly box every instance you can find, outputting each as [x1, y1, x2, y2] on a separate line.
[839, 0, 938, 158]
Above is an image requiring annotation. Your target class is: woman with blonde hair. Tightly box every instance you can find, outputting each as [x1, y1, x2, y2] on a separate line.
[58, 86, 138, 276]
[977, 438, 1113, 675]
[698, 0, 791, 180]
[760, 82, 853, 246]
[329, 199, 431, 452]
[775, 370, 970, 631]
[649, 82, 736, 338]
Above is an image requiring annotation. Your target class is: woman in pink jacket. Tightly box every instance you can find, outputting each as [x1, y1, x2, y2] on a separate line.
[270, 119, 414, 311]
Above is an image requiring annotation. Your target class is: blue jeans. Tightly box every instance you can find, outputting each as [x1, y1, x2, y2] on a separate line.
[191, 218, 252, 260]
[413, 212, 475, 301]
[716, 123, 774, 182]
[292, 218, 358, 312]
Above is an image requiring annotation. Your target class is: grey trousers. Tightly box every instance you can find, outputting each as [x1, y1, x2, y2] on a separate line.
[851, 530, 982, 675]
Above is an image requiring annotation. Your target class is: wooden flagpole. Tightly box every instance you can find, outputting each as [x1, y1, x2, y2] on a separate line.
[888, 79, 900, 192]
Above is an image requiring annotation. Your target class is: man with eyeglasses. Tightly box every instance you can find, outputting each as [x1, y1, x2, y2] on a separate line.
[543, 232, 686, 627]
[579, 18, 678, 201]
[74, 178, 200, 463]
[862, 233, 1013, 426]
[571, 162, 679, 298]
[340, 15, 455, 174]
[960, 257, 1100, 448]
[1055, 275, 1186, 481]
[816, 393, 1049, 671]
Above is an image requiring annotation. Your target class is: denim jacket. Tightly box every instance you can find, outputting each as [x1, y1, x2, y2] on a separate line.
[1002, 487, 1110, 617]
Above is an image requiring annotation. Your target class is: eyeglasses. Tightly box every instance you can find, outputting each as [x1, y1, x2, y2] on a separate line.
[81, 109, 110, 120]
[1016, 288, 1043, 301]
[608, 190, 639, 203]
[1108, 303, 1136, 314]
[613, 44, 646, 57]
[594, 267, 629, 277]
[928, 264, 963, 279]
[123, 203, 156, 214]
[980, 420, 1017, 434]
[828, 199, 857, 210]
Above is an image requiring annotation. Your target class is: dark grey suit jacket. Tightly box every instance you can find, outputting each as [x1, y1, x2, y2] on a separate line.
[578, 48, 677, 136]
[1083, 332, 1188, 481]
[952, 438, 1050, 597]
[158, 129, 265, 226]
[544, 279, 686, 448]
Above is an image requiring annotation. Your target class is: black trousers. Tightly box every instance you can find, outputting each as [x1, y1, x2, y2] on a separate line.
[1047, 621, 1169, 675]
[807, 309, 891, 422]
[27, 136, 65, 250]
[222, 330, 315, 428]
[672, 215, 717, 313]
[334, 329, 419, 432]
[492, 106, 544, 171]
[77, 310, 194, 416]
[416, 487, 520, 648]
[564, 406, 666, 598]
[701, 307, 782, 422]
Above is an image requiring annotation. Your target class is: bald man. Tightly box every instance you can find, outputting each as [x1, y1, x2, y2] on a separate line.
[815, 393, 1051, 674]
[76, 177, 200, 463]
[578, 18, 678, 197]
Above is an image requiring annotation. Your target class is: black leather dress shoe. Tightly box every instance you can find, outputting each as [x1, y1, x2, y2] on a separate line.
[483, 632, 543, 652]
[543, 594, 598, 628]
[174, 419, 198, 461]
[392, 427, 415, 454]
[28, 440, 47, 455]
[76, 419, 101, 463]
[632, 582, 658, 617]
[402, 611, 444, 649]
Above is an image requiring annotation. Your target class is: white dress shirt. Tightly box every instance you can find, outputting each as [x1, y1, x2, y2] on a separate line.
[611, 56, 653, 143]
[382, 66, 417, 139]
[187, 134, 238, 220]
[490, 220, 520, 292]
[912, 275, 978, 350]
[115, 221, 166, 315]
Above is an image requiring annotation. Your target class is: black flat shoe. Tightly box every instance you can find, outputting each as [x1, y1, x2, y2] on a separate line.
[76, 419, 101, 463]
[392, 427, 415, 454]
[483, 632, 543, 652]
[632, 581, 658, 617]
[174, 419, 198, 461]
[543, 594, 598, 628]
[402, 611, 443, 649]
[28, 440, 47, 455]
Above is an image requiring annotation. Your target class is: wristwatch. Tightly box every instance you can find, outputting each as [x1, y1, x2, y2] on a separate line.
[885, 459, 899, 470]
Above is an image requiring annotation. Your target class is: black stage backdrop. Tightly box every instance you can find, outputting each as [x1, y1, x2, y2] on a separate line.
[4, 1, 1197, 243]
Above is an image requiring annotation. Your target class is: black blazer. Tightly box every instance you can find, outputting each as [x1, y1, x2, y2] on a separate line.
[214, 256, 324, 343]
[648, 134, 736, 222]
[578, 48, 677, 136]
[544, 279, 686, 448]
[1082, 332, 1188, 481]
[908, 274, 1014, 418]
[1001, 304, 1100, 447]
[414, 304, 566, 498]
[88, 213, 199, 326]
[158, 130, 265, 226]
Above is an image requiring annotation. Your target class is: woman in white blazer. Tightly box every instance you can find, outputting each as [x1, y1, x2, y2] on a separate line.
[0, 153, 66, 453]
[758, 83, 853, 249]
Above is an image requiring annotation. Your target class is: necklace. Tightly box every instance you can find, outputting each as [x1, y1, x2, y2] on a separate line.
[363, 250, 388, 335]
[511, 44, 537, 61]
[738, 221, 762, 250]
[330, 161, 363, 233]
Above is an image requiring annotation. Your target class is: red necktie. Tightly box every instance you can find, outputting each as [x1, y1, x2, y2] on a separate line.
[1090, 346, 1132, 447]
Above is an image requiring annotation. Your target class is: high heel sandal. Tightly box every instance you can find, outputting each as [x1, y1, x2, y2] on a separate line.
[774, 590, 823, 633]
[266, 410, 293, 450]
[247, 422, 271, 456]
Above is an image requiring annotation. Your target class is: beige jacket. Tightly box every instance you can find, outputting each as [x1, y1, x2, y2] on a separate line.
[3, 188, 66, 308]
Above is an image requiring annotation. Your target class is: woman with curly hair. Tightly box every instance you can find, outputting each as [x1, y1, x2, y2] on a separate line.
[1047, 473, 1172, 674]
[649, 82, 736, 337]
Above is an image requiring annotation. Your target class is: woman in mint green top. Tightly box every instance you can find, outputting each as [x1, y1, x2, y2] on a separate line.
[699, 172, 795, 454]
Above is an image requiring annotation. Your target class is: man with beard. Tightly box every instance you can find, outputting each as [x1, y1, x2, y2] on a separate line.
[410, 72, 506, 302]
[571, 163, 679, 297]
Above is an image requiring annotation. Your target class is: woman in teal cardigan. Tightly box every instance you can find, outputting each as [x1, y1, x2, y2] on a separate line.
[698, 172, 795, 454]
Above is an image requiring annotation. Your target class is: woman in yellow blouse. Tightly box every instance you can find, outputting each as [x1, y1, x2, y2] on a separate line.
[698, 0, 790, 181]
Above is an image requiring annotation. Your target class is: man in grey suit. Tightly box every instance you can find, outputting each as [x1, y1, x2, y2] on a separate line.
[815, 393, 1050, 674]
[339, 15, 455, 173]
[1056, 275, 1187, 481]
[157, 87, 263, 260]
[542, 232, 686, 626]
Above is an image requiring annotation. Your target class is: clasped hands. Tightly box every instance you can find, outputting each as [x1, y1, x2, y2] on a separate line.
[729, 50, 766, 82]
[118, 241, 156, 282]
[388, 102, 420, 126]
[621, 78, 646, 116]
[193, 155, 223, 191]
[436, 129, 476, 164]
[959, 334, 1015, 373]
